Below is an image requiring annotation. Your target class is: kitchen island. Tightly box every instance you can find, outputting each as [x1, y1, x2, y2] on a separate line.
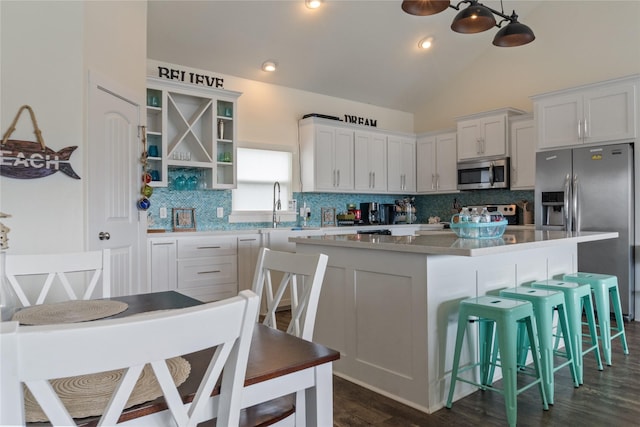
[291, 229, 618, 414]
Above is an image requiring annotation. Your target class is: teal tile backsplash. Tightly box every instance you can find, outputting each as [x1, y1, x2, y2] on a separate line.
[147, 188, 534, 231]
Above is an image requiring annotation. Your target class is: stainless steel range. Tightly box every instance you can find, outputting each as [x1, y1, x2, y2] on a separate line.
[460, 204, 517, 225]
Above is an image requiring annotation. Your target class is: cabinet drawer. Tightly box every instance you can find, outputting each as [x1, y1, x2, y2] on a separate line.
[178, 284, 238, 303]
[177, 256, 238, 289]
[177, 237, 237, 258]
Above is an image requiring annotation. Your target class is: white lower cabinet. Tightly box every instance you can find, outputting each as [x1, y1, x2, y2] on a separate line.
[176, 236, 238, 302]
[148, 235, 238, 302]
[147, 237, 177, 293]
[237, 234, 262, 292]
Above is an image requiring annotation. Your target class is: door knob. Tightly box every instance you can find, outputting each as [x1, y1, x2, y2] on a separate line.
[99, 232, 111, 240]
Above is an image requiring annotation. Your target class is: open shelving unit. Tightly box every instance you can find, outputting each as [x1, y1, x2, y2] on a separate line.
[146, 77, 241, 189]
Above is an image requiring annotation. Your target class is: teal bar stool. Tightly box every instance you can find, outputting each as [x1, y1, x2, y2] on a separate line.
[446, 296, 548, 427]
[562, 272, 629, 365]
[498, 287, 579, 404]
[531, 279, 603, 384]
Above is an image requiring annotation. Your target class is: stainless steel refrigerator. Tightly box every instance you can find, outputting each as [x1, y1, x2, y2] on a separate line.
[535, 143, 635, 320]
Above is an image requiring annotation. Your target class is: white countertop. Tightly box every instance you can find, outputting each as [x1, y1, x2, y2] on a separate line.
[290, 229, 619, 257]
[147, 223, 444, 237]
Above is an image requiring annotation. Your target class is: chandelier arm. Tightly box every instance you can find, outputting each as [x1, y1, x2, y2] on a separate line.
[495, 17, 511, 28]
[449, 0, 470, 11]
[449, 0, 515, 23]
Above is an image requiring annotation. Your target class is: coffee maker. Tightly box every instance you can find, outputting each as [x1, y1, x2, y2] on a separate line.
[378, 203, 397, 225]
[360, 202, 379, 224]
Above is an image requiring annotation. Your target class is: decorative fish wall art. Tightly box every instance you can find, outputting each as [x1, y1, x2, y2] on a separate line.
[0, 105, 81, 180]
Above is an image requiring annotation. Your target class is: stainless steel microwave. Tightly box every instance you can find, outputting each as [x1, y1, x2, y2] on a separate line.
[457, 158, 510, 190]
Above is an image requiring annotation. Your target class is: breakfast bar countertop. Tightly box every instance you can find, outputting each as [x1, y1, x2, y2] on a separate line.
[289, 229, 619, 257]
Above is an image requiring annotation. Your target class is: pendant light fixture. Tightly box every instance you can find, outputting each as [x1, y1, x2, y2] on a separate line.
[402, 0, 535, 47]
[401, 0, 450, 16]
[492, 12, 535, 47]
[450, 1, 495, 34]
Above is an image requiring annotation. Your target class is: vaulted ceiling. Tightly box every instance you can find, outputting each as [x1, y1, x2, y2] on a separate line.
[147, 0, 541, 114]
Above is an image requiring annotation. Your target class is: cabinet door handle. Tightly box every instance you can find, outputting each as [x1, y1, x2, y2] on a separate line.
[337, 169, 340, 187]
[583, 119, 588, 138]
[197, 246, 221, 249]
[436, 173, 440, 190]
[153, 242, 174, 246]
[372, 171, 375, 188]
[431, 173, 435, 190]
[198, 270, 221, 274]
[577, 119, 582, 138]
[239, 238, 257, 242]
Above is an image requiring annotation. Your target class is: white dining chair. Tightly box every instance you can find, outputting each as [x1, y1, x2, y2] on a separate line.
[0, 290, 259, 427]
[250, 247, 329, 426]
[4, 249, 111, 307]
[252, 247, 328, 342]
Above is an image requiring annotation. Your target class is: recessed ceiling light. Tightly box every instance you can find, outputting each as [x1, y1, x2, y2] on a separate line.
[305, 0, 322, 9]
[418, 37, 434, 49]
[262, 61, 277, 72]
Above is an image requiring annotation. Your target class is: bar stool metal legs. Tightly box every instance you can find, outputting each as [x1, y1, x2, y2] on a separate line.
[447, 296, 548, 427]
[532, 280, 603, 384]
[562, 272, 629, 365]
[499, 287, 579, 404]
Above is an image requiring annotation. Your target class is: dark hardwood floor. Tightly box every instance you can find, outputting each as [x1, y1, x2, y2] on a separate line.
[274, 311, 640, 426]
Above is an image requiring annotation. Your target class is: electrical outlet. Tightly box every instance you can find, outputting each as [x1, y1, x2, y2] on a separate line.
[289, 199, 297, 212]
[216, 207, 224, 218]
[159, 207, 167, 218]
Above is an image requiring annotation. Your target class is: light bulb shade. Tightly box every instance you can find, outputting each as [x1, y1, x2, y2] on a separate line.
[401, 0, 450, 16]
[493, 21, 535, 47]
[450, 3, 496, 33]
[262, 61, 277, 72]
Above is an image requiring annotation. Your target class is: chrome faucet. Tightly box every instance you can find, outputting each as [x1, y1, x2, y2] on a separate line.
[272, 181, 281, 228]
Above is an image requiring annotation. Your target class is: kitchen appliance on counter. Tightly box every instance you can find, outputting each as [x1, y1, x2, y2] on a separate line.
[360, 202, 379, 224]
[460, 204, 518, 225]
[535, 143, 635, 320]
[457, 157, 510, 190]
[379, 203, 397, 225]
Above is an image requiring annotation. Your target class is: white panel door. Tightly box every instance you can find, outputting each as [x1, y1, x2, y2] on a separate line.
[88, 75, 141, 297]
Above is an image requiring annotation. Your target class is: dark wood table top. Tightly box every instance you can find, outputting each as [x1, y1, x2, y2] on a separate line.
[72, 291, 340, 425]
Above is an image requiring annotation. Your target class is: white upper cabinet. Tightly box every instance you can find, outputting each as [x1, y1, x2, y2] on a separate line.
[456, 108, 525, 161]
[299, 118, 354, 192]
[509, 115, 535, 190]
[416, 131, 457, 194]
[355, 130, 387, 192]
[533, 75, 638, 150]
[387, 135, 416, 193]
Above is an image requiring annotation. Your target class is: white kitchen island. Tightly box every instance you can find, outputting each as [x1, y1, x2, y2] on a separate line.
[291, 229, 618, 414]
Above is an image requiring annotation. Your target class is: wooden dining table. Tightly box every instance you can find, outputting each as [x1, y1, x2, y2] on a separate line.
[26, 291, 340, 426]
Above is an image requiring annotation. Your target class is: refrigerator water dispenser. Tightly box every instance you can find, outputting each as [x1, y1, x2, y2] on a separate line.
[541, 191, 565, 227]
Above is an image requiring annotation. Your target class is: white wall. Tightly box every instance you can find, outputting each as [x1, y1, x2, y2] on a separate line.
[147, 59, 415, 144]
[414, 1, 640, 132]
[0, 1, 146, 254]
